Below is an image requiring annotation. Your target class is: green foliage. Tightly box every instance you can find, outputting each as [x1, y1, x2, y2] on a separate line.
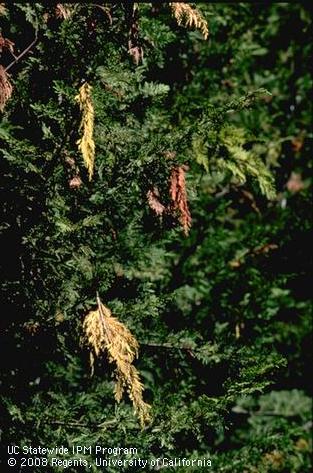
[0, 2, 311, 472]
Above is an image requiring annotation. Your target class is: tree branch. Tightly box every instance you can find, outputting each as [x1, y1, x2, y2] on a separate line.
[5, 34, 38, 72]
[47, 419, 118, 429]
[140, 341, 195, 353]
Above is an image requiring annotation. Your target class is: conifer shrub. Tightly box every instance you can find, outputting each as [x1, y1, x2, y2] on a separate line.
[0, 3, 311, 472]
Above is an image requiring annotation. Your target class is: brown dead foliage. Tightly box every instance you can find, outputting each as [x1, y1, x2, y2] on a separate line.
[286, 172, 305, 194]
[147, 166, 192, 235]
[169, 165, 192, 235]
[147, 187, 166, 216]
[0, 65, 13, 112]
[126, 3, 143, 65]
[69, 175, 82, 189]
[0, 33, 14, 53]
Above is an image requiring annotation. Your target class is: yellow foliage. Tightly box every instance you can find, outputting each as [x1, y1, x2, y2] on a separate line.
[75, 82, 95, 180]
[170, 3, 209, 40]
[83, 297, 151, 428]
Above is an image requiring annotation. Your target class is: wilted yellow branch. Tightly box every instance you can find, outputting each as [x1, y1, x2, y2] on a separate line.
[170, 3, 209, 40]
[83, 297, 151, 428]
[75, 82, 95, 180]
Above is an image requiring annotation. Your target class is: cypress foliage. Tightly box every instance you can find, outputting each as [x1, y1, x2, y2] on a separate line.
[0, 3, 311, 472]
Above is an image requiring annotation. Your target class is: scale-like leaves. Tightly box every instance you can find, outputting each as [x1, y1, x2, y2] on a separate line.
[83, 298, 151, 428]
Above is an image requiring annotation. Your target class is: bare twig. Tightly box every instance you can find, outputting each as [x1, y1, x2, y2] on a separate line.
[140, 341, 195, 353]
[5, 34, 38, 72]
[8, 49, 18, 61]
[46, 419, 118, 429]
[96, 292, 108, 335]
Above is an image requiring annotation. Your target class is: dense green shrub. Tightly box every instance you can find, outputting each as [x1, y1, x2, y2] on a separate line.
[0, 3, 311, 472]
